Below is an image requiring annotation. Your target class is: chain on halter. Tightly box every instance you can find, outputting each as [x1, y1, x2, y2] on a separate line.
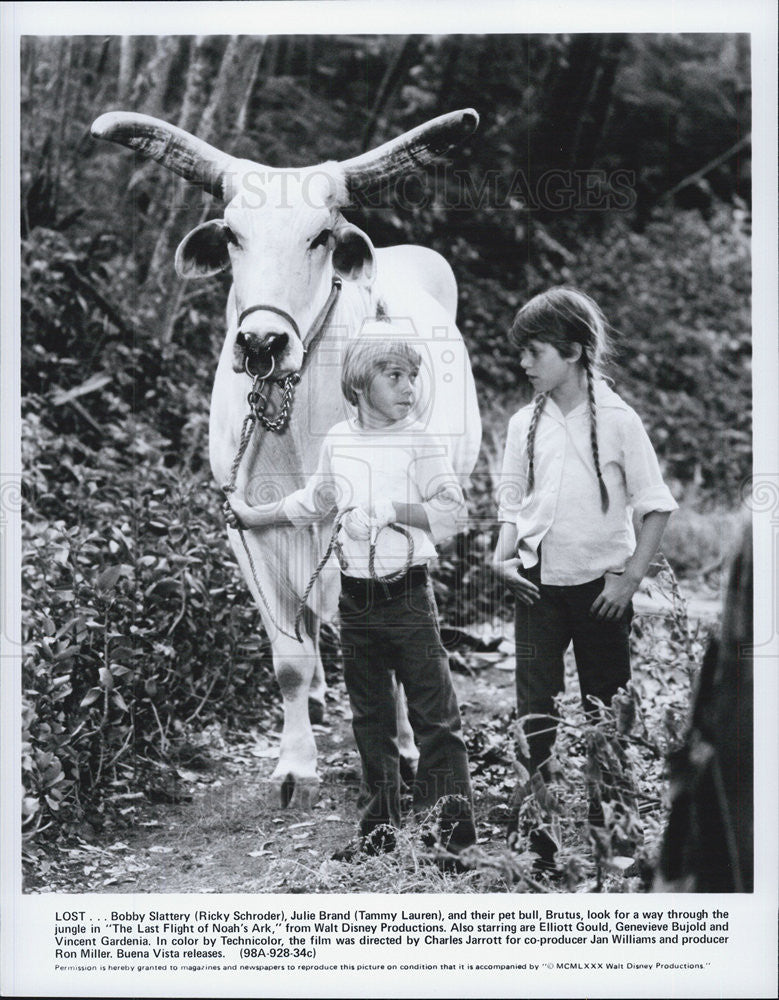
[223, 277, 416, 643]
[221, 374, 302, 642]
[222, 278, 342, 642]
[247, 370, 301, 432]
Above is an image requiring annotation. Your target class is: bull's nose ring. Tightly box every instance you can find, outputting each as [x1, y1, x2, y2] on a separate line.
[245, 353, 276, 380]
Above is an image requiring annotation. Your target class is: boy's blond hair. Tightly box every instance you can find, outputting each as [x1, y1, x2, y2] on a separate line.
[341, 323, 422, 407]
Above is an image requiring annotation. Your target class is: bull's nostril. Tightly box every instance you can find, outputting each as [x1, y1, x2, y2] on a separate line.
[236, 330, 289, 360]
[267, 332, 288, 354]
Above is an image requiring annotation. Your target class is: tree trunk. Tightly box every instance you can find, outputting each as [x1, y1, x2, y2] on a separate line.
[236, 37, 268, 134]
[135, 35, 180, 116]
[69, 37, 87, 132]
[569, 34, 626, 170]
[50, 37, 75, 217]
[538, 35, 603, 173]
[198, 35, 243, 142]
[362, 36, 417, 150]
[304, 35, 315, 91]
[264, 35, 280, 78]
[175, 36, 212, 131]
[282, 35, 297, 76]
[436, 36, 463, 111]
[21, 36, 36, 112]
[117, 36, 136, 104]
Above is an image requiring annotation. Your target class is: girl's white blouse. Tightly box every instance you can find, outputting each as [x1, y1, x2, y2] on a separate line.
[497, 381, 678, 586]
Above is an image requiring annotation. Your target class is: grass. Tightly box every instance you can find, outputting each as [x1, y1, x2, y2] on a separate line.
[661, 500, 744, 579]
[24, 556, 712, 897]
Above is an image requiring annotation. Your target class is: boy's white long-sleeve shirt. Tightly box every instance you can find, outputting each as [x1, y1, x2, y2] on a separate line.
[497, 380, 678, 585]
[282, 418, 467, 578]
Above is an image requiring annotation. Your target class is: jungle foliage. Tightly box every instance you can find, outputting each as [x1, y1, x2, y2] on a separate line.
[19, 34, 751, 865]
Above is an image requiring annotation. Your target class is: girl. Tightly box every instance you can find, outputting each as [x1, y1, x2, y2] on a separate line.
[493, 287, 677, 869]
[228, 327, 477, 863]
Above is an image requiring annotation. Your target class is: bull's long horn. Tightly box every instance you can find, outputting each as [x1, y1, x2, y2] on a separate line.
[339, 108, 479, 197]
[91, 111, 238, 201]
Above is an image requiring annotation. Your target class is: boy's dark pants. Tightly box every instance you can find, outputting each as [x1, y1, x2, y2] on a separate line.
[339, 571, 476, 851]
[512, 564, 632, 856]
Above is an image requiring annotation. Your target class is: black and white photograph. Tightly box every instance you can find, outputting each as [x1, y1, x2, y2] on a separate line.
[1, 1, 776, 997]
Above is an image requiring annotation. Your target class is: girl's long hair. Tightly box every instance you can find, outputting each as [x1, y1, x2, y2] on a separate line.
[510, 287, 611, 512]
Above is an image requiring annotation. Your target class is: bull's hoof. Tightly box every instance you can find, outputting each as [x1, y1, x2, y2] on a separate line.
[272, 774, 320, 811]
[308, 697, 326, 726]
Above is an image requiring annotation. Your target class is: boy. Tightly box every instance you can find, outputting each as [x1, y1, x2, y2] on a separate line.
[228, 327, 476, 861]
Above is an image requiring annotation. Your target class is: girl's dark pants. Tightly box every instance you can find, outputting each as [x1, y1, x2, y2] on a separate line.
[339, 567, 476, 851]
[512, 563, 632, 857]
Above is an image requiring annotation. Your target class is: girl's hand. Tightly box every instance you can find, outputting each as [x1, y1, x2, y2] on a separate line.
[590, 571, 637, 620]
[494, 557, 540, 605]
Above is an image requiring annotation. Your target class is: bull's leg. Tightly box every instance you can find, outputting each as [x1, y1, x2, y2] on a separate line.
[295, 581, 326, 725]
[271, 633, 320, 810]
[226, 527, 321, 810]
[308, 651, 327, 725]
[396, 681, 420, 785]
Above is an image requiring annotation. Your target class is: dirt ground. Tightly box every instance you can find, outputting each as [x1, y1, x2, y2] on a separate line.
[25, 583, 721, 896]
[27, 654, 525, 895]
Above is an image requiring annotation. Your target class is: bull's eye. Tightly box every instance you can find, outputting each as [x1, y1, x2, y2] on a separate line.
[309, 228, 332, 251]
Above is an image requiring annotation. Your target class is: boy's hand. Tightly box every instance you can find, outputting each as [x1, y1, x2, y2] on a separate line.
[224, 497, 248, 530]
[224, 496, 270, 531]
[342, 507, 372, 540]
[494, 557, 540, 605]
[370, 499, 397, 529]
[590, 571, 637, 620]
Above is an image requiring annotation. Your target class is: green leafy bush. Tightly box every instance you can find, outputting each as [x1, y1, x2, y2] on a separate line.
[479, 559, 707, 890]
[569, 204, 751, 503]
[21, 230, 275, 844]
[20, 85, 751, 849]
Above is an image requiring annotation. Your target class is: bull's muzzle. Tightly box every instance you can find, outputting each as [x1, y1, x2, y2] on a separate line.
[233, 330, 289, 376]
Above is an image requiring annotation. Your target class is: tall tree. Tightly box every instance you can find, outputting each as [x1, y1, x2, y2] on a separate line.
[568, 34, 626, 170]
[117, 36, 137, 104]
[235, 36, 268, 134]
[361, 36, 418, 150]
[135, 35, 180, 117]
[144, 36, 269, 340]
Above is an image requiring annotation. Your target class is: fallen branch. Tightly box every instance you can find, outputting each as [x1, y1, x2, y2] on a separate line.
[661, 133, 751, 202]
[52, 372, 112, 406]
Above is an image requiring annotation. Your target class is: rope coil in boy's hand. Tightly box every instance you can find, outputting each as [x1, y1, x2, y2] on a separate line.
[223, 490, 416, 643]
[368, 523, 414, 583]
[293, 510, 415, 642]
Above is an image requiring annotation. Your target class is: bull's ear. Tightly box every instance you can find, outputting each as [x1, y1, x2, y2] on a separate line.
[175, 219, 234, 278]
[332, 223, 375, 286]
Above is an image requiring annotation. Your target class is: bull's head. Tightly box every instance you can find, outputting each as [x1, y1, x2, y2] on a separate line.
[91, 108, 478, 377]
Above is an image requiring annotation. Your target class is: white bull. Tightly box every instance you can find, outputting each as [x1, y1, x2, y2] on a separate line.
[91, 108, 482, 807]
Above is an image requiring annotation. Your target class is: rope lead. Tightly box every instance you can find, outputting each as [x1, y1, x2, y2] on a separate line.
[222, 279, 341, 642]
[223, 277, 415, 644]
